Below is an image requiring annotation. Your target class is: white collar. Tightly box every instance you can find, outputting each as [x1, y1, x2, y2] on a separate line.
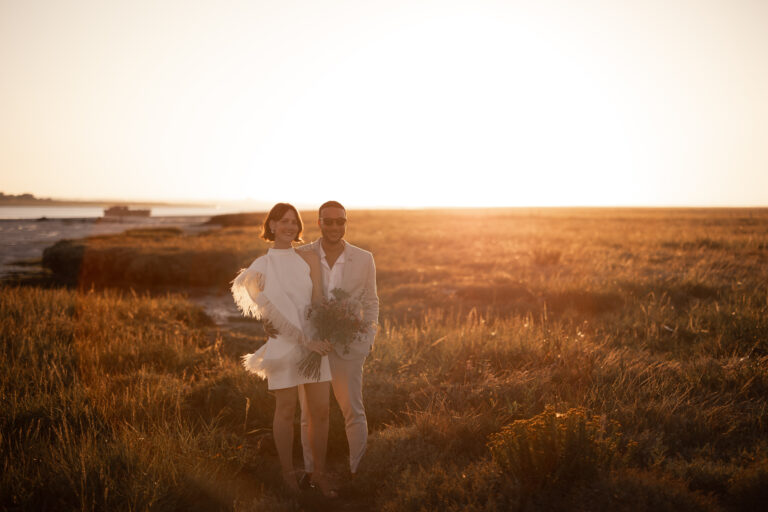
[318, 240, 346, 259]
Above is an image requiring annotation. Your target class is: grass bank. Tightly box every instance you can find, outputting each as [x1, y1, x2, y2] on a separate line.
[4, 207, 768, 510]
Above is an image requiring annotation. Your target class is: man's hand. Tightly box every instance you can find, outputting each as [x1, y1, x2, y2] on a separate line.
[262, 319, 280, 338]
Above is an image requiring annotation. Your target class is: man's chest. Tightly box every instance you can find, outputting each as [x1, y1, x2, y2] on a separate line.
[321, 254, 346, 295]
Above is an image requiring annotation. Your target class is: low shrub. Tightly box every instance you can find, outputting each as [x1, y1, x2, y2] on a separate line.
[205, 212, 263, 227]
[488, 407, 625, 499]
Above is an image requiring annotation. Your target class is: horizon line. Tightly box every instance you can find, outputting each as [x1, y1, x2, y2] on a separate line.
[2, 199, 768, 210]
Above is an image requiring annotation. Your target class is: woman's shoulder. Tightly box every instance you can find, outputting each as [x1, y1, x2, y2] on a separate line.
[245, 253, 268, 271]
[233, 254, 267, 292]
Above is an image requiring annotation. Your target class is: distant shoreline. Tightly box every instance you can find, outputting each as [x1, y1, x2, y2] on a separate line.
[0, 204, 257, 221]
[0, 199, 212, 207]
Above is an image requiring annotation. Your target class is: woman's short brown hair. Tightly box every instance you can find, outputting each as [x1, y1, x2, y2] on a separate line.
[261, 203, 303, 242]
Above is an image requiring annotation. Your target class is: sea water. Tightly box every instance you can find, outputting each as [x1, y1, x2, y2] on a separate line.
[0, 205, 246, 220]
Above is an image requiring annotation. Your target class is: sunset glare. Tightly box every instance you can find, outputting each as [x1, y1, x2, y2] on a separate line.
[1, 0, 767, 208]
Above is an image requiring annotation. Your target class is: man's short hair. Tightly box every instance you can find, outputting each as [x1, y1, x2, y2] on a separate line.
[318, 201, 346, 217]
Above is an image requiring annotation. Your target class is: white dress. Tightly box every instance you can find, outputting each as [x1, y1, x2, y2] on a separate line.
[231, 248, 331, 390]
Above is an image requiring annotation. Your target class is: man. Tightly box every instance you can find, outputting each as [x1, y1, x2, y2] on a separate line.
[298, 200, 379, 478]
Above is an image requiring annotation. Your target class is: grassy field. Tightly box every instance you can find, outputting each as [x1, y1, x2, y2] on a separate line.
[3, 208, 768, 511]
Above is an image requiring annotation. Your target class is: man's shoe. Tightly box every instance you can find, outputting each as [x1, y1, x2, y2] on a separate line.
[310, 472, 339, 499]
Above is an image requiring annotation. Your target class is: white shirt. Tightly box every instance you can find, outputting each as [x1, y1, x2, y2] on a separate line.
[318, 242, 346, 299]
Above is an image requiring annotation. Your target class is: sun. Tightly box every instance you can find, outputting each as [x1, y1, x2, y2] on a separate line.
[242, 9, 645, 207]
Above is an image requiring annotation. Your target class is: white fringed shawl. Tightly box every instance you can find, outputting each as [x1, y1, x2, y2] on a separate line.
[231, 252, 309, 378]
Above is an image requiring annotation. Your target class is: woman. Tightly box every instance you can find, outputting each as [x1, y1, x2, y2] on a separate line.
[232, 203, 336, 496]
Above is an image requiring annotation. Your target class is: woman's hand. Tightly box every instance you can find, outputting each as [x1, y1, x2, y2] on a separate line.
[306, 338, 332, 355]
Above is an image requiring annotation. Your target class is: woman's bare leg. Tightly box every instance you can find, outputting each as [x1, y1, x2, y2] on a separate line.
[303, 381, 335, 496]
[273, 387, 298, 488]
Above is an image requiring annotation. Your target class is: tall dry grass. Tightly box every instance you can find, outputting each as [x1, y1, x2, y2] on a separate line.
[4, 208, 768, 510]
[1, 287, 284, 510]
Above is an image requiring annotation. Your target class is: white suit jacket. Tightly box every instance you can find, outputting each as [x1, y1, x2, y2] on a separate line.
[298, 239, 379, 359]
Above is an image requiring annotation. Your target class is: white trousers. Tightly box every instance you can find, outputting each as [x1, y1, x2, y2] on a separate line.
[299, 351, 367, 473]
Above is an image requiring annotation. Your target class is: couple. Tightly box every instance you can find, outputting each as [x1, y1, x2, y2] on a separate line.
[231, 201, 379, 497]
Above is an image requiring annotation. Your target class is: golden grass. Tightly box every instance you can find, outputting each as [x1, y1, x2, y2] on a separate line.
[4, 207, 768, 510]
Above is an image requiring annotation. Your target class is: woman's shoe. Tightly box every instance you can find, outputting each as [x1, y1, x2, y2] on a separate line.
[310, 472, 338, 499]
[298, 471, 312, 491]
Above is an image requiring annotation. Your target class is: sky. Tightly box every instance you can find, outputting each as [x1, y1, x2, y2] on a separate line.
[1, 0, 767, 208]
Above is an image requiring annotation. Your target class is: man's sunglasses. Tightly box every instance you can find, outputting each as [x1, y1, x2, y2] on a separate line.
[321, 217, 347, 226]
